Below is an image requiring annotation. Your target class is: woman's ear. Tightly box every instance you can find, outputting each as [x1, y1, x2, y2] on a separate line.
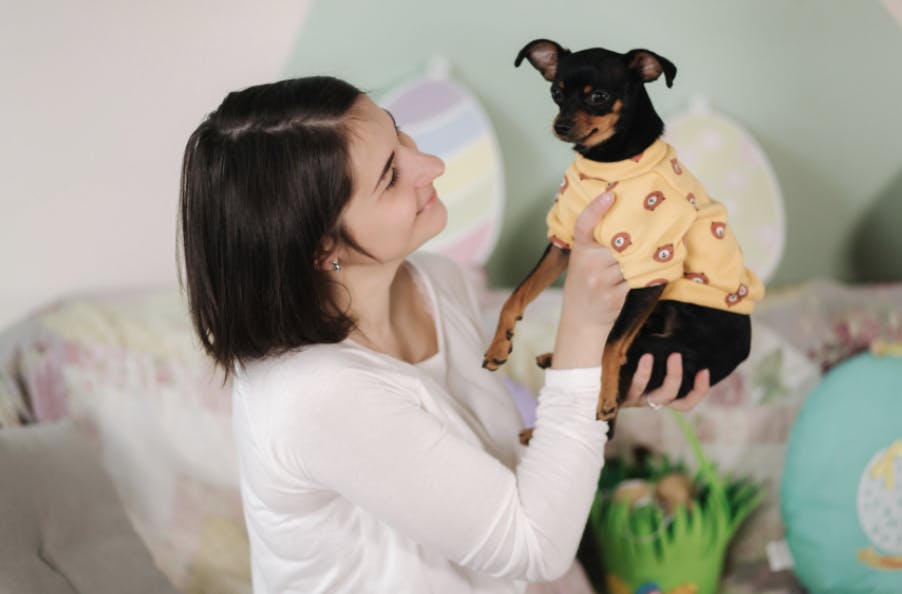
[315, 236, 339, 271]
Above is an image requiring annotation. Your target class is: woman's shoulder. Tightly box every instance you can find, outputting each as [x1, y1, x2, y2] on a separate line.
[237, 344, 417, 403]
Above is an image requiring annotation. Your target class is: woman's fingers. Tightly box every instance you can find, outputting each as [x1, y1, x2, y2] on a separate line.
[622, 353, 654, 406]
[665, 368, 710, 412]
[645, 352, 684, 407]
[619, 352, 711, 411]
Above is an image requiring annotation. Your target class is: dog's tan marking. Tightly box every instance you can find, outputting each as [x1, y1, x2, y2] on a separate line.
[484, 245, 569, 370]
[598, 343, 625, 420]
[597, 287, 664, 421]
[575, 99, 623, 147]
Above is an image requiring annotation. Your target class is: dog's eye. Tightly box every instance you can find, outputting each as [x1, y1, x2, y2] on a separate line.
[586, 91, 610, 107]
[550, 87, 564, 104]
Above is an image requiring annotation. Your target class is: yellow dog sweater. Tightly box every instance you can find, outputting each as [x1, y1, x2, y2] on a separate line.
[547, 139, 764, 314]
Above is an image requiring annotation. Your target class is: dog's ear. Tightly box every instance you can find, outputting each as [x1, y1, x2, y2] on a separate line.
[515, 39, 569, 81]
[624, 49, 677, 88]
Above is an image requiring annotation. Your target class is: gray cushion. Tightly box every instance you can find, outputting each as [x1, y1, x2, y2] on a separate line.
[0, 421, 179, 594]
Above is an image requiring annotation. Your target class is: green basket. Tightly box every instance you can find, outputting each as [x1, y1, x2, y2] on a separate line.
[587, 413, 762, 594]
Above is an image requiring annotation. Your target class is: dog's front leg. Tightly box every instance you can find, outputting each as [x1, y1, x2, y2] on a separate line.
[483, 243, 569, 370]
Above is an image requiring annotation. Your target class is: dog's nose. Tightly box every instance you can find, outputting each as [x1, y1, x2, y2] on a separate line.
[554, 120, 573, 136]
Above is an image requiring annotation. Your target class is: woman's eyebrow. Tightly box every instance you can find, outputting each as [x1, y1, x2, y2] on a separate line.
[371, 109, 399, 191]
[373, 151, 395, 192]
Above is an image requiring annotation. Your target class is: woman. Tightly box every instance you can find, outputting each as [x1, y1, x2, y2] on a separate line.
[179, 76, 710, 594]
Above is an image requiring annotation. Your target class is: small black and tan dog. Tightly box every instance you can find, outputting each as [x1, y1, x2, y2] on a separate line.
[483, 39, 764, 435]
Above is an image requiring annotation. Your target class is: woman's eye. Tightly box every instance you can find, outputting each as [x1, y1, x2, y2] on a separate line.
[587, 91, 610, 106]
[386, 166, 399, 190]
[550, 87, 563, 103]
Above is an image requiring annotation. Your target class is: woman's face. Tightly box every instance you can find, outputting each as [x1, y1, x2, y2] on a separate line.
[338, 95, 446, 268]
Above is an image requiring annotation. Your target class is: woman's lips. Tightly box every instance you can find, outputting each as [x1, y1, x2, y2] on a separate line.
[417, 191, 437, 214]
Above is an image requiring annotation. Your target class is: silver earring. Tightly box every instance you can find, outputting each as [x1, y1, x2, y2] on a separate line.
[330, 260, 341, 272]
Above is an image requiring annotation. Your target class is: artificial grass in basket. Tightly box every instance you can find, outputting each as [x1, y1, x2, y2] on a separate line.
[587, 413, 762, 594]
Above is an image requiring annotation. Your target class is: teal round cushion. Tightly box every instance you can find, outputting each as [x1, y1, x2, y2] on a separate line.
[781, 353, 902, 593]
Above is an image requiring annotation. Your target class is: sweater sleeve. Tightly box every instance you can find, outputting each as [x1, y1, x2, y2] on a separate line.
[275, 361, 606, 582]
[473, 367, 607, 580]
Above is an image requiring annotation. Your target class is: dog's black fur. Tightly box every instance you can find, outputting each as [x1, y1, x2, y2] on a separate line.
[510, 39, 751, 404]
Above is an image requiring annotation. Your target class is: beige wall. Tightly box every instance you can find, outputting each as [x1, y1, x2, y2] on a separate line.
[0, 0, 311, 328]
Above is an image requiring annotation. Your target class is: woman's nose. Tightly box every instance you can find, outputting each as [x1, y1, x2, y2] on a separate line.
[414, 151, 444, 187]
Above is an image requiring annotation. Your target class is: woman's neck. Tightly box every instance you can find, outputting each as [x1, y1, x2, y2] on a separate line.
[338, 261, 437, 363]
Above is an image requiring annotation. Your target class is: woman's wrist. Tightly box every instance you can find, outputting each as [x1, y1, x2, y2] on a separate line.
[551, 314, 611, 369]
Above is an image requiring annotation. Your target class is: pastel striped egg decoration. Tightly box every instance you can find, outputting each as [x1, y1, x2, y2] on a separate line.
[664, 96, 785, 283]
[379, 60, 505, 268]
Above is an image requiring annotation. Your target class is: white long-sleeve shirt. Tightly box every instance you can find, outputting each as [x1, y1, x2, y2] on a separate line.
[231, 251, 608, 593]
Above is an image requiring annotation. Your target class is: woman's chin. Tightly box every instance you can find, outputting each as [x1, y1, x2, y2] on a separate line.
[429, 199, 448, 234]
[415, 199, 448, 249]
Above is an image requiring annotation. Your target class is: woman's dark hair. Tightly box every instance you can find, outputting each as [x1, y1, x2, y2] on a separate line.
[178, 76, 369, 375]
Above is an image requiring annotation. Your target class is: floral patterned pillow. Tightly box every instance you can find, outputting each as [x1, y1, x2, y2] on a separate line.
[0, 290, 246, 593]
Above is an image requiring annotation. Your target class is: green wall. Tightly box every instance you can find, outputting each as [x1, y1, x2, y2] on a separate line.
[285, 0, 902, 288]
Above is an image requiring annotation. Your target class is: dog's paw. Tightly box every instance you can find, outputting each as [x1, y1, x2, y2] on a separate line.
[482, 332, 514, 370]
[596, 401, 619, 421]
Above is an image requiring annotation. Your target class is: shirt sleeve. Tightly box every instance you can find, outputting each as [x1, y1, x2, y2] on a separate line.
[275, 362, 607, 582]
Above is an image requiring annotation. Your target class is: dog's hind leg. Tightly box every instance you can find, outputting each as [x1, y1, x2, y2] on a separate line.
[597, 285, 665, 421]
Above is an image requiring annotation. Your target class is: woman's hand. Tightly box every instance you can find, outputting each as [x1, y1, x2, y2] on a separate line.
[551, 192, 629, 370]
[620, 352, 711, 412]
[562, 191, 630, 330]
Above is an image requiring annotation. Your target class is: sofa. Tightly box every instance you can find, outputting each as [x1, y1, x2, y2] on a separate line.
[2, 276, 902, 593]
[0, 420, 180, 593]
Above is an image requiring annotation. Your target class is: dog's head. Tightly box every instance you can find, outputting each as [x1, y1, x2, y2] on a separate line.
[515, 39, 676, 160]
